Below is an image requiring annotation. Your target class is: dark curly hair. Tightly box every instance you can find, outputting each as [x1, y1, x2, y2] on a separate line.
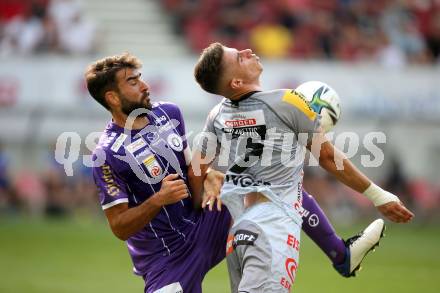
[85, 53, 142, 110]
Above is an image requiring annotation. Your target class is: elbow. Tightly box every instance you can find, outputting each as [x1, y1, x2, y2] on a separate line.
[118, 235, 130, 241]
[108, 220, 131, 241]
[112, 228, 130, 241]
[318, 144, 345, 174]
[105, 207, 133, 241]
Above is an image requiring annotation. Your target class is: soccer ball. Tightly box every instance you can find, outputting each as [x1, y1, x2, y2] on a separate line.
[295, 81, 341, 132]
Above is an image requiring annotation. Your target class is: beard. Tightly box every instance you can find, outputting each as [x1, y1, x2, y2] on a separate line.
[120, 92, 152, 116]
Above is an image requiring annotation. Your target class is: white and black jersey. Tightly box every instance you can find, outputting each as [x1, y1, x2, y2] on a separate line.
[197, 89, 320, 225]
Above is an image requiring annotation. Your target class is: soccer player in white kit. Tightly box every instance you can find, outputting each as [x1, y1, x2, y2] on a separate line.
[191, 43, 414, 292]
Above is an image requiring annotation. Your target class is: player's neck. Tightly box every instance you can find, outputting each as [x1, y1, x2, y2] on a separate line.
[228, 85, 262, 101]
[112, 112, 149, 130]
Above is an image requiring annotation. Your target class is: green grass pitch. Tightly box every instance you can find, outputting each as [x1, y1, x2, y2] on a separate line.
[1, 217, 439, 292]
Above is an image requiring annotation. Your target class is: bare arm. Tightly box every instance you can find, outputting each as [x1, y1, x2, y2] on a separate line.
[187, 149, 212, 209]
[307, 131, 414, 223]
[310, 138, 370, 193]
[104, 174, 189, 241]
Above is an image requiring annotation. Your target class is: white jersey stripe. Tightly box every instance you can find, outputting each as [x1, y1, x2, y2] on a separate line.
[102, 198, 128, 210]
[149, 222, 171, 255]
[163, 206, 186, 240]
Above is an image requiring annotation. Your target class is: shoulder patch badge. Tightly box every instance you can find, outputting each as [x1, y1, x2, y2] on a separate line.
[282, 90, 317, 121]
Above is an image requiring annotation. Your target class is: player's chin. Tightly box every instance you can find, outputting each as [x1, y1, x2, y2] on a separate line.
[144, 99, 152, 110]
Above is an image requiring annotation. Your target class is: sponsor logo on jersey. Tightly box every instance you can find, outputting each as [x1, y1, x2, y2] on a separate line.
[233, 229, 258, 248]
[286, 234, 300, 251]
[222, 126, 263, 138]
[126, 138, 147, 153]
[167, 133, 183, 152]
[110, 133, 128, 152]
[285, 257, 298, 285]
[282, 90, 317, 121]
[135, 148, 153, 161]
[308, 214, 319, 227]
[293, 184, 305, 216]
[221, 111, 265, 126]
[100, 164, 120, 197]
[298, 206, 309, 218]
[225, 174, 271, 187]
[158, 122, 174, 133]
[280, 276, 292, 290]
[102, 132, 117, 148]
[225, 118, 256, 127]
[221, 110, 267, 138]
[143, 155, 163, 177]
[226, 234, 234, 255]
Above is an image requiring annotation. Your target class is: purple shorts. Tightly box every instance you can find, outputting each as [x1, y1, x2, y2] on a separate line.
[143, 208, 231, 293]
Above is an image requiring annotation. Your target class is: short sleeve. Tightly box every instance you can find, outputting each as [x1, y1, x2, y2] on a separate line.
[93, 153, 129, 210]
[194, 104, 221, 157]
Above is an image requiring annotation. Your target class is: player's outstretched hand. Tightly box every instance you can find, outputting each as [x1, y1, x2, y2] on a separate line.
[156, 174, 189, 206]
[202, 170, 224, 211]
[377, 201, 414, 223]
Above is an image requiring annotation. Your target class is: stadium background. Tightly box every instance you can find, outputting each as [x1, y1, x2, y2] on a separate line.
[0, 0, 439, 292]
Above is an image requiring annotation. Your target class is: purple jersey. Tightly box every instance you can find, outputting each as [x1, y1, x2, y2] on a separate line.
[93, 102, 198, 276]
[93, 102, 231, 293]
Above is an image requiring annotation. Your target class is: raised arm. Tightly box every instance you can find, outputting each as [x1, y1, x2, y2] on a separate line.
[188, 106, 221, 209]
[307, 131, 414, 223]
[187, 147, 217, 210]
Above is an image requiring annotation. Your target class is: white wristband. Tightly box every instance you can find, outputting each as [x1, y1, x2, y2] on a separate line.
[362, 183, 399, 206]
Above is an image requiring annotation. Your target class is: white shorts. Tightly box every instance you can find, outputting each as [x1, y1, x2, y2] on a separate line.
[226, 202, 301, 293]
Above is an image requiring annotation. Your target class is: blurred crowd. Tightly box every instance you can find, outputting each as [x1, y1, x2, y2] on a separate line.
[0, 143, 99, 218]
[0, 142, 439, 222]
[162, 0, 440, 66]
[0, 0, 97, 56]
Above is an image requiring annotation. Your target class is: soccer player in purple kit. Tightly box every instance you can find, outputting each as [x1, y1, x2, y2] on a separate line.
[85, 52, 410, 293]
[85, 53, 231, 293]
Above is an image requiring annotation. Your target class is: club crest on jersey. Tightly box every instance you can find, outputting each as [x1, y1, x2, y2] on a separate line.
[143, 155, 163, 177]
[167, 133, 183, 152]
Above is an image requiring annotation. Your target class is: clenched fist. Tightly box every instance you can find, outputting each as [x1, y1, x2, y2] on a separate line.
[155, 174, 189, 206]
